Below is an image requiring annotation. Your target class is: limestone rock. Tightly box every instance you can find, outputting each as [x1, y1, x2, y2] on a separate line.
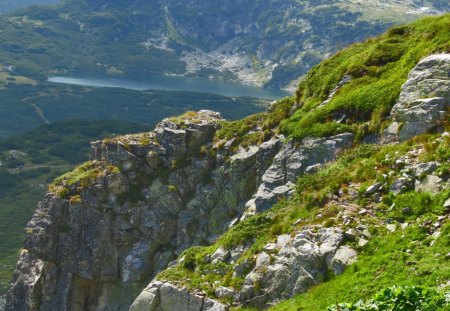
[388, 54, 450, 141]
[365, 182, 383, 196]
[211, 247, 230, 264]
[412, 161, 439, 178]
[4, 251, 45, 311]
[390, 177, 413, 195]
[245, 133, 354, 214]
[329, 246, 358, 275]
[444, 198, 450, 209]
[130, 282, 227, 311]
[214, 286, 235, 299]
[129, 286, 160, 311]
[236, 227, 356, 307]
[415, 175, 443, 194]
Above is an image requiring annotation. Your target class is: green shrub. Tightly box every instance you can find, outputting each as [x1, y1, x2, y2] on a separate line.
[327, 286, 449, 311]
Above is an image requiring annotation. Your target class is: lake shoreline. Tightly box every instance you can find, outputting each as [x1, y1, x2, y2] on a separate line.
[47, 75, 289, 100]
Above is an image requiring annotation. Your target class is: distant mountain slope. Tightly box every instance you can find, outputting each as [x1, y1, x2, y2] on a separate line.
[0, 0, 448, 89]
[0, 0, 58, 13]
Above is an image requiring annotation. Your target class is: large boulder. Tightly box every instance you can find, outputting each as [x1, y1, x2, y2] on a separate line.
[130, 282, 228, 311]
[386, 54, 450, 142]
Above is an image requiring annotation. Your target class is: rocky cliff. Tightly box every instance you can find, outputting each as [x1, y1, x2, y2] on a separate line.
[4, 51, 449, 310]
[127, 54, 450, 310]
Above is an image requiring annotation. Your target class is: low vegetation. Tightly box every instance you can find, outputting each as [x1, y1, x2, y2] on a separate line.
[326, 286, 448, 311]
[0, 83, 267, 138]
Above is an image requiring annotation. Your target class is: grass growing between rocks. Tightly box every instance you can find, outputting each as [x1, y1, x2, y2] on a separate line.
[266, 221, 450, 311]
[156, 133, 450, 308]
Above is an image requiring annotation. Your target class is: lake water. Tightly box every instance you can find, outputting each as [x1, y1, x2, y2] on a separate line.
[48, 76, 289, 100]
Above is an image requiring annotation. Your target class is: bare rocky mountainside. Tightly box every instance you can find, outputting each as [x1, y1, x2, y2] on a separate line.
[3, 13, 450, 310]
[0, 0, 449, 89]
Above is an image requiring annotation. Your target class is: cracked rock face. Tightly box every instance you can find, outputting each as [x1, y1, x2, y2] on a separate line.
[386, 54, 450, 142]
[5, 110, 283, 311]
[134, 227, 357, 310]
[244, 133, 354, 217]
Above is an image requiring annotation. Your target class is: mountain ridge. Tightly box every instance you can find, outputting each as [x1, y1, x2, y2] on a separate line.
[0, 0, 449, 89]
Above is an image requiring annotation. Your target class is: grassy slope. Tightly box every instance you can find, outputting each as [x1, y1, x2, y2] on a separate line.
[215, 14, 450, 148]
[154, 14, 450, 310]
[281, 14, 450, 140]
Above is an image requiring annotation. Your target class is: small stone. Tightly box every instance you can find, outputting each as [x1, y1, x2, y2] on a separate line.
[211, 247, 230, 264]
[386, 224, 396, 232]
[443, 198, 450, 208]
[401, 223, 409, 229]
[412, 162, 438, 178]
[255, 252, 271, 271]
[263, 243, 277, 251]
[358, 238, 369, 247]
[373, 193, 382, 203]
[390, 177, 413, 195]
[293, 219, 302, 226]
[395, 160, 405, 169]
[365, 182, 383, 196]
[214, 286, 234, 299]
[362, 229, 371, 238]
[344, 229, 356, 241]
[438, 216, 446, 221]
[432, 231, 441, 239]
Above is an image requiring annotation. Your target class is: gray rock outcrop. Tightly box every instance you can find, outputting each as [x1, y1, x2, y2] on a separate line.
[244, 133, 354, 216]
[385, 54, 450, 142]
[136, 227, 357, 309]
[130, 282, 228, 311]
[5, 110, 282, 311]
[236, 227, 356, 307]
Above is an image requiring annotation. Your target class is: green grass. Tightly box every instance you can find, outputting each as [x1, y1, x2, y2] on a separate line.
[326, 286, 448, 311]
[281, 14, 450, 140]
